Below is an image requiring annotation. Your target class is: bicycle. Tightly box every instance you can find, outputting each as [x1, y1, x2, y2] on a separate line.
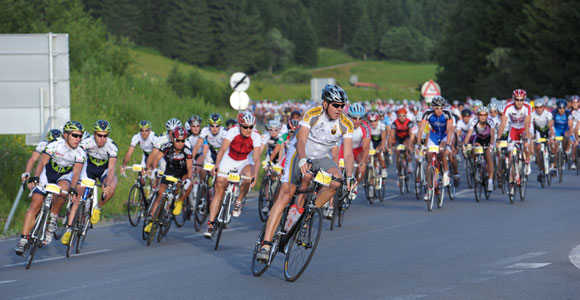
[65, 178, 101, 258]
[462, 144, 475, 189]
[446, 158, 456, 201]
[414, 145, 426, 200]
[192, 163, 215, 232]
[251, 167, 342, 282]
[396, 144, 410, 195]
[425, 146, 445, 211]
[330, 162, 356, 230]
[555, 136, 565, 183]
[535, 137, 551, 187]
[472, 146, 491, 202]
[507, 139, 527, 204]
[125, 164, 151, 227]
[143, 174, 183, 246]
[211, 169, 250, 250]
[364, 149, 384, 204]
[258, 161, 282, 223]
[23, 184, 64, 269]
[497, 140, 509, 194]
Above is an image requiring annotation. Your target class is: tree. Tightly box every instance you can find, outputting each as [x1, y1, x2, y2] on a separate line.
[379, 26, 433, 62]
[162, 0, 212, 65]
[349, 14, 375, 60]
[265, 28, 294, 73]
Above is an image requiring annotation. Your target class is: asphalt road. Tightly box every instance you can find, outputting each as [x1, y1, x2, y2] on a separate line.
[1, 162, 580, 300]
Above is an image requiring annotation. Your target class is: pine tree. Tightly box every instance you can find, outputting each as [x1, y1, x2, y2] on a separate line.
[349, 14, 375, 60]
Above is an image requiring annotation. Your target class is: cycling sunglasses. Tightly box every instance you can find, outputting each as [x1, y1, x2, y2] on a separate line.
[330, 103, 345, 109]
[241, 125, 254, 130]
[70, 133, 83, 139]
[175, 139, 186, 143]
[96, 133, 109, 138]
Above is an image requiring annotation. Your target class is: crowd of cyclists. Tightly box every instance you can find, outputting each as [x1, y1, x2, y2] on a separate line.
[13, 84, 580, 279]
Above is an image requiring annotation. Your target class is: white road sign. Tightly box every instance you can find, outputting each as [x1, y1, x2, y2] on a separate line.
[230, 72, 250, 92]
[421, 80, 441, 104]
[229, 91, 250, 110]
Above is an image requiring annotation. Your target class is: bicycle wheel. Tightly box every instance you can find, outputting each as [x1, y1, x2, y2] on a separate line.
[364, 167, 374, 204]
[426, 166, 436, 211]
[25, 238, 40, 269]
[519, 160, 527, 201]
[127, 184, 142, 227]
[258, 177, 270, 223]
[66, 203, 82, 258]
[508, 159, 517, 204]
[558, 149, 563, 183]
[330, 191, 340, 231]
[474, 162, 481, 202]
[284, 207, 323, 282]
[213, 194, 229, 250]
[147, 197, 163, 246]
[484, 170, 491, 200]
[338, 198, 345, 228]
[446, 160, 456, 200]
[538, 151, 545, 188]
[465, 158, 474, 189]
[159, 201, 173, 242]
[193, 183, 208, 232]
[77, 203, 91, 254]
[142, 193, 155, 241]
[414, 162, 423, 200]
[252, 225, 272, 276]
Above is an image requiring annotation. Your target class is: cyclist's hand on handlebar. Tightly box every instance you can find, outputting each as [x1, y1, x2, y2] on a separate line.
[250, 177, 256, 189]
[298, 158, 311, 175]
[120, 168, 127, 177]
[211, 167, 218, 177]
[21, 172, 29, 183]
[68, 187, 78, 197]
[27, 176, 39, 190]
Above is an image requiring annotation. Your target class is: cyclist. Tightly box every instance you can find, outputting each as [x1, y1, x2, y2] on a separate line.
[339, 103, 371, 185]
[530, 98, 554, 180]
[61, 120, 119, 244]
[191, 113, 228, 173]
[146, 118, 184, 177]
[257, 84, 354, 262]
[417, 96, 456, 200]
[121, 120, 156, 178]
[225, 118, 237, 130]
[498, 89, 533, 179]
[22, 129, 62, 183]
[203, 111, 262, 237]
[570, 96, 580, 165]
[368, 111, 388, 178]
[389, 108, 416, 177]
[552, 99, 573, 172]
[15, 121, 86, 254]
[463, 106, 496, 191]
[456, 109, 473, 145]
[144, 126, 193, 233]
[185, 115, 206, 171]
[260, 119, 284, 165]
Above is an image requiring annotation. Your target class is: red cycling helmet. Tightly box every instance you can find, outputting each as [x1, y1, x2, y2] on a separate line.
[367, 112, 379, 121]
[512, 89, 527, 99]
[570, 95, 580, 103]
[397, 108, 408, 115]
[237, 111, 256, 127]
[288, 119, 299, 131]
[172, 126, 187, 140]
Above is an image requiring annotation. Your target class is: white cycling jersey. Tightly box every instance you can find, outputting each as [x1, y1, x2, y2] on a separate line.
[130, 131, 157, 154]
[199, 126, 227, 150]
[299, 106, 354, 160]
[369, 122, 386, 138]
[503, 102, 531, 129]
[44, 137, 86, 172]
[35, 140, 49, 153]
[80, 136, 119, 167]
[456, 119, 471, 138]
[352, 122, 371, 149]
[187, 134, 202, 155]
[531, 110, 552, 132]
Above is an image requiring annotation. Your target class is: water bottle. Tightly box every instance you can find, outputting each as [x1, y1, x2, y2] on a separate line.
[284, 205, 303, 232]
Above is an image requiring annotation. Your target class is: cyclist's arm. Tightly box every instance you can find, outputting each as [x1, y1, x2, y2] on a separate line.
[270, 144, 282, 163]
[214, 139, 231, 173]
[296, 125, 309, 161]
[252, 148, 261, 182]
[107, 157, 117, 179]
[490, 127, 496, 146]
[191, 138, 204, 158]
[417, 120, 427, 146]
[379, 130, 387, 151]
[121, 146, 135, 169]
[343, 137, 354, 178]
[70, 163, 83, 190]
[497, 116, 508, 138]
[446, 120, 455, 146]
[408, 132, 416, 149]
[464, 129, 473, 145]
[23, 151, 41, 180]
[548, 120, 555, 138]
[185, 158, 193, 179]
[34, 153, 50, 178]
[523, 115, 531, 139]
[146, 148, 160, 170]
[568, 118, 574, 136]
[359, 137, 371, 166]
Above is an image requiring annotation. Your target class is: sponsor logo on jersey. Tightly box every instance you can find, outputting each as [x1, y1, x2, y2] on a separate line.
[304, 106, 322, 122]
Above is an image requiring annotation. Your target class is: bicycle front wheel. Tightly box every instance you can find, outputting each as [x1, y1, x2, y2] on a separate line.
[25, 238, 40, 269]
[465, 158, 474, 189]
[558, 149, 563, 183]
[426, 166, 436, 211]
[193, 183, 208, 232]
[258, 178, 270, 223]
[474, 162, 482, 203]
[284, 207, 323, 282]
[127, 184, 142, 227]
[414, 162, 422, 200]
[364, 167, 374, 204]
[251, 225, 273, 276]
[519, 160, 527, 201]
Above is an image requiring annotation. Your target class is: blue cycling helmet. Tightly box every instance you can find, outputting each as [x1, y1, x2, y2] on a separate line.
[348, 103, 366, 118]
[556, 100, 567, 109]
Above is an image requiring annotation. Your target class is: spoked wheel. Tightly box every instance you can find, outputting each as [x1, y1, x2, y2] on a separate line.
[330, 191, 340, 231]
[519, 161, 527, 201]
[508, 159, 517, 204]
[193, 184, 208, 232]
[146, 199, 162, 246]
[436, 173, 444, 209]
[364, 168, 375, 204]
[25, 238, 40, 269]
[465, 159, 474, 189]
[66, 206, 82, 258]
[474, 162, 482, 202]
[173, 200, 185, 228]
[258, 178, 270, 223]
[558, 150, 563, 183]
[127, 184, 143, 227]
[213, 221, 225, 251]
[446, 160, 456, 200]
[414, 162, 423, 200]
[337, 199, 346, 228]
[251, 225, 277, 276]
[159, 204, 173, 242]
[426, 166, 436, 211]
[538, 151, 545, 188]
[77, 209, 91, 254]
[483, 171, 491, 200]
[284, 207, 323, 282]
[378, 176, 386, 202]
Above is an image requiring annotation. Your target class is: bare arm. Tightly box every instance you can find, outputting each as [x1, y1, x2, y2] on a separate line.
[121, 146, 135, 168]
[23, 151, 41, 180]
[70, 163, 84, 190]
[343, 138, 354, 178]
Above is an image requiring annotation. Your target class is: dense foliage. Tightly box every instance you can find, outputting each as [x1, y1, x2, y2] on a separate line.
[436, 0, 580, 100]
[83, 0, 453, 71]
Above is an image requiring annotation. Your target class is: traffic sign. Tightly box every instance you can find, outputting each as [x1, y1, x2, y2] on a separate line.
[421, 80, 441, 97]
[230, 72, 250, 92]
[229, 91, 250, 110]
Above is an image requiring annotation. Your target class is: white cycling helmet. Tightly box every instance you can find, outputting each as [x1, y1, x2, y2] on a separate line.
[165, 118, 182, 131]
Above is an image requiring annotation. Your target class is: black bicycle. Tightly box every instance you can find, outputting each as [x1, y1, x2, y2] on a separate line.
[66, 179, 101, 257]
[258, 162, 282, 222]
[252, 166, 343, 282]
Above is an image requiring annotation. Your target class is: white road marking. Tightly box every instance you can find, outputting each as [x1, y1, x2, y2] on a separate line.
[489, 252, 547, 266]
[483, 270, 525, 276]
[0, 280, 17, 284]
[455, 189, 471, 197]
[506, 263, 551, 269]
[185, 226, 249, 238]
[381, 295, 426, 300]
[385, 195, 399, 200]
[568, 243, 580, 270]
[1, 249, 112, 268]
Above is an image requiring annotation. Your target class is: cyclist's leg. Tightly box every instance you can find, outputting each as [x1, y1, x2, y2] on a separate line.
[237, 162, 254, 203]
[207, 176, 228, 223]
[99, 170, 118, 207]
[21, 192, 45, 235]
[150, 184, 167, 218]
[312, 158, 342, 207]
